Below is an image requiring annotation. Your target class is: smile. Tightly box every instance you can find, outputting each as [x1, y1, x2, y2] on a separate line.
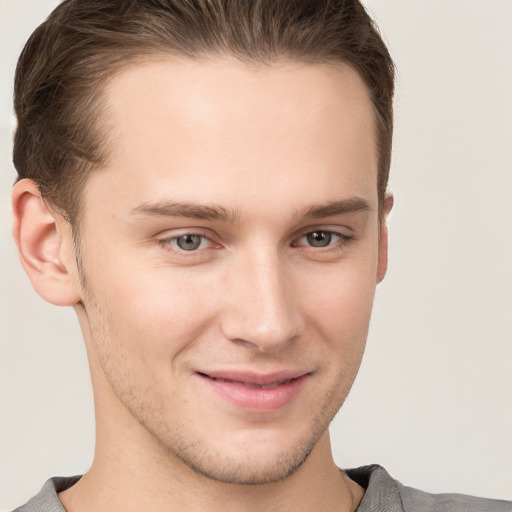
[208, 376, 295, 389]
[197, 371, 310, 411]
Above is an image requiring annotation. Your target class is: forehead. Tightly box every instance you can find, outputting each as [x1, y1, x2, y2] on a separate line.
[86, 57, 378, 216]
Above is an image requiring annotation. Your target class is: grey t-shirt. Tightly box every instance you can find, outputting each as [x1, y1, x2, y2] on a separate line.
[12, 465, 512, 511]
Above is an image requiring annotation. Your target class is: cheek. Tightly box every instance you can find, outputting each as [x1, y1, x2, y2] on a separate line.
[91, 265, 219, 358]
[317, 285, 374, 363]
[296, 256, 377, 381]
[302, 256, 378, 334]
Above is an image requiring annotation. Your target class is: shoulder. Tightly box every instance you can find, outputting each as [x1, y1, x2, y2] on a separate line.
[398, 483, 512, 512]
[11, 476, 81, 512]
[346, 465, 512, 512]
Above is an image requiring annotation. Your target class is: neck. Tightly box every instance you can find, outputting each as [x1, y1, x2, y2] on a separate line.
[60, 427, 362, 512]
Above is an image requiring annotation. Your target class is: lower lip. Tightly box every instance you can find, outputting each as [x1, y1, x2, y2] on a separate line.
[198, 374, 309, 412]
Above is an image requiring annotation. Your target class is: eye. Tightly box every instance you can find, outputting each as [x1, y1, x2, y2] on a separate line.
[174, 234, 206, 251]
[159, 233, 214, 252]
[305, 231, 335, 247]
[294, 230, 352, 249]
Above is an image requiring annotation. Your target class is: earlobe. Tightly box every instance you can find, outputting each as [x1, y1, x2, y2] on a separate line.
[12, 179, 81, 306]
[376, 193, 394, 283]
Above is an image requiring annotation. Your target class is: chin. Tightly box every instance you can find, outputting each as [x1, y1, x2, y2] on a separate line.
[134, 374, 350, 486]
[174, 438, 316, 485]
[153, 418, 326, 486]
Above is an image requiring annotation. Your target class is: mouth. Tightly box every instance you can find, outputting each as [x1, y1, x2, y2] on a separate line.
[196, 370, 310, 411]
[203, 375, 298, 389]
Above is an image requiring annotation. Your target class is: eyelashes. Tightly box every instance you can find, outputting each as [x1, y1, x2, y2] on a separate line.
[169, 234, 212, 251]
[293, 230, 353, 249]
[157, 228, 355, 258]
[157, 231, 219, 259]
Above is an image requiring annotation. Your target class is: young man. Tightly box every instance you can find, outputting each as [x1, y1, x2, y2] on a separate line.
[8, 1, 511, 511]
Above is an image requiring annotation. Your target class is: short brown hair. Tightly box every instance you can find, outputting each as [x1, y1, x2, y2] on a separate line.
[13, 0, 395, 225]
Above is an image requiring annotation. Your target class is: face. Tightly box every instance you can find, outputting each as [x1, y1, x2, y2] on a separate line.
[74, 57, 387, 484]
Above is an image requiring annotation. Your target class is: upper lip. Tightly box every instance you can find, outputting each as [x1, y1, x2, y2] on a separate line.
[197, 369, 310, 386]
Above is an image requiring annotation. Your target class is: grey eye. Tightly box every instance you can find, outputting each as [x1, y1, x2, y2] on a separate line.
[306, 231, 333, 247]
[176, 234, 204, 251]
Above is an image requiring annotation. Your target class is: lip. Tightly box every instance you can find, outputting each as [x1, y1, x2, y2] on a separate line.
[197, 370, 310, 412]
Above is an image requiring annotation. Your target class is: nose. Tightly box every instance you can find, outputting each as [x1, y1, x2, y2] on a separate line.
[220, 247, 303, 353]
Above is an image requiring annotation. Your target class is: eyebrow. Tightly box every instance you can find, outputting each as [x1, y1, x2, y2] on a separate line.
[297, 197, 372, 222]
[130, 197, 371, 224]
[130, 201, 240, 223]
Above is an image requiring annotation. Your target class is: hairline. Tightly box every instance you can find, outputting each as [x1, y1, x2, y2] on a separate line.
[61, 51, 386, 240]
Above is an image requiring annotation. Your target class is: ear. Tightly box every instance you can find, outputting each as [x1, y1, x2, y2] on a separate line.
[12, 179, 81, 306]
[376, 192, 394, 283]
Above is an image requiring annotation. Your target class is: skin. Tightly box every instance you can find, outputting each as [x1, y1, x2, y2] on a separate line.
[13, 57, 392, 511]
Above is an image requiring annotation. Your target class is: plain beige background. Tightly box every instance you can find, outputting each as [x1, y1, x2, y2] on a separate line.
[1, 1, 511, 509]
